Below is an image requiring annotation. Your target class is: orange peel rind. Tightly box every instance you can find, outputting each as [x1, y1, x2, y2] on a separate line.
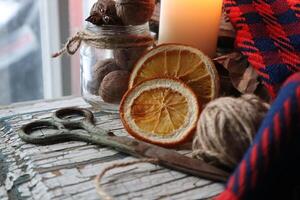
[129, 44, 219, 104]
[120, 78, 200, 147]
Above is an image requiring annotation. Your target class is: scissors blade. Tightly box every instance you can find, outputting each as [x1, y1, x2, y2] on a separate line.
[108, 136, 230, 182]
[139, 143, 229, 182]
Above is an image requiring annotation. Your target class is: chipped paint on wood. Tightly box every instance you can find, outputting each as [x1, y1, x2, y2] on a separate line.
[0, 152, 9, 186]
[0, 97, 224, 200]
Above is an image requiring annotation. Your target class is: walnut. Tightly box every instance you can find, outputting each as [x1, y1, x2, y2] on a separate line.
[86, 0, 123, 26]
[113, 47, 148, 71]
[87, 59, 120, 95]
[115, 0, 156, 25]
[99, 70, 130, 103]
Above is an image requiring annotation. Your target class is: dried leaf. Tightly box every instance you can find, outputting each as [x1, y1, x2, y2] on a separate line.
[214, 52, 259, 94]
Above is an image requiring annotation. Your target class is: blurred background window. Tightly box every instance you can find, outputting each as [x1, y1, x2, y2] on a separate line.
[0, 0, 97, 105]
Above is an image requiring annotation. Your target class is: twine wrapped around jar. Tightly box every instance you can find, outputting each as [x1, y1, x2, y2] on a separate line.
[53, 28, 154, 58]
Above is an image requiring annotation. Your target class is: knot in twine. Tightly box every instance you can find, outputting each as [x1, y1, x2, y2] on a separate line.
[52, 29, 154, 58]
[192, 94, 270, 170]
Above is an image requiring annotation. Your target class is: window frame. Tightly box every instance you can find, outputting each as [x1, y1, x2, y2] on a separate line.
[39, 0, 71, 99]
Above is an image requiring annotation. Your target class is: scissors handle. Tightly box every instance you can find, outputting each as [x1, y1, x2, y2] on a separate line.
[18, 108, 109, 145]
[54, 107, 110, 135]
[54, 107, 94, 123]
[19, 120, 70, 145]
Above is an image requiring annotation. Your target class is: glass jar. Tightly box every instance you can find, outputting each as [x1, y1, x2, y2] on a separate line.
[80, 23, 153, 113]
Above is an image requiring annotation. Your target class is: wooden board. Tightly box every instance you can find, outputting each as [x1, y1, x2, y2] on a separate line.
[0, 97, 224, 200]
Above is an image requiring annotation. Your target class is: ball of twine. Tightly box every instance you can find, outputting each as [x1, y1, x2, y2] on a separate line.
[192, 94, 270, 170]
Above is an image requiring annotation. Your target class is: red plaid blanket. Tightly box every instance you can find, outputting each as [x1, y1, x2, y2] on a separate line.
[224, 0, 300, 98]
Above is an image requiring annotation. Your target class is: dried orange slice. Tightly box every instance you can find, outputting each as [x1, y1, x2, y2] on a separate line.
[120, 78, 200, 147]
[129, 44, 219, 104]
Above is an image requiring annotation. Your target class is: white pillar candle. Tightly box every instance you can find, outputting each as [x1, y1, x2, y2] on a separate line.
[158, 0, 223, 58]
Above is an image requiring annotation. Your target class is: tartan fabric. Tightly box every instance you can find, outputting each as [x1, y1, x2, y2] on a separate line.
[215, 72, 300, 200]
[224, 0, 300, 98]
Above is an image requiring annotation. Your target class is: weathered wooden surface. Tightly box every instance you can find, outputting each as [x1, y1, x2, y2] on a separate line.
[0, 97, 224, 200]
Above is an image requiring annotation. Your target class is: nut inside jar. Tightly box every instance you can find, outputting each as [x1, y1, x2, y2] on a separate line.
[86, 46, 148, 104]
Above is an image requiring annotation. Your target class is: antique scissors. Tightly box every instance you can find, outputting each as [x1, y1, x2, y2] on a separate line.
[18, 107, 229, 182]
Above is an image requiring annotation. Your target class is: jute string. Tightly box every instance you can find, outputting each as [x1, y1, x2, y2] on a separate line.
[52, 29, 154, 58]
[192, 94, 270, 170]
[95, 158, 159, 200]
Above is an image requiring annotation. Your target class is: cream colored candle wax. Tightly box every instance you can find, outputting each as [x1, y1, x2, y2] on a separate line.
[159, 0, 223, 58]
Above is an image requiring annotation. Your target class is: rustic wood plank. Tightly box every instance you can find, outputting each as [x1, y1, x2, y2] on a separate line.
[0, 97, 224, 200]
[0, 97, 87, 119]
